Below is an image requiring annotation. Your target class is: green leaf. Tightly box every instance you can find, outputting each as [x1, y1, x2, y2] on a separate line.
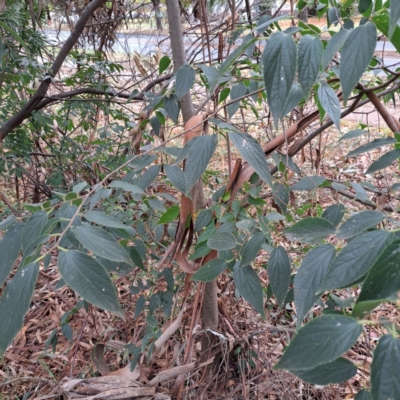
[85, 211, 128, 229]
[0, 215, 16, 230]
[129, 247, 144, 269]
[109, 180, 144, 194]
[0, 20, 30, 54]
[185, 135, 217, 193]
[321, 204, 345, 227]
[241, 232, 265, 266]
[298, 35, 323, 97]
[150, 116, 160, 136]
[355, 240, 400, 314]
[291, 358, 357, 385]
[229, 131, 273, 187]
[275, 315, 362, 371]
[164, 94, 180, 122]
[207, 232, 236, 250]
[175, 64, 196, 99]
[0, 262, 39, 357]
[72, 225, 133, 265]
[291, 176, 326, 191]
[159, 55, 171, 74]
[295, 244, 335, 325]
[165, 165, 187, 194]
[234, 265, 265, 317]
[327, 7, 340, 27]
[366, 148, 400, 174]
[355, 389, 370, 400]
[22, 211, 47, 253]
[318, 82, 341, 131]
[138, 165, 161, 190]
[272, 183, 289, 215]
[194, 209, 213, 232]
[262, 31, 297, 124]
[284, 217, 336, 245]
[371, 335, 400, 400]
[158, 205, 180, 224]
[192, 259, 227, 282]
[339, 129, 367, 141]
[282, 82, 304, 117]
[346, 137, 396, 158]
[340, 22, 377, 104]
[95, 256, 134, 274]
[389, 0, 400, 38]
[228, 83, 248, 118]
[336, 211, 385, 240]
[73, 181, 88, 193]
[372, 11, 400, 53]
[147, 197, 165, 212]
[268, 246, 291, 308]
[321, 29, 351, 70]
[58, 251, 121, 314]
[319, 230, 390, 293]
[0, 223, 23, 288]
[359, 0, 372, 14]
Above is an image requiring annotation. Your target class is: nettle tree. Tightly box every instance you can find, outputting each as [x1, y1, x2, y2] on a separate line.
[1, 0, 400, 397]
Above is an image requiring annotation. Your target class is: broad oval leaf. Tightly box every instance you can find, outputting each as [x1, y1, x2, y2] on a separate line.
[164, 94, 180, 122]
[194, 209, 213, 232]
[85, 211, 128, 229]
[389, 0, 400, 39]
[234, 265, 265, 317]
[192, 259, 227, 282]
[228, 83, 248, 118]
[58, 250, 121, 314]
[336, 210, 385, 240]
[346, 137, 396, 158]
[291, 358, 357, 385]
[0, 223, 23, 287]
[340, 22, 377, 104]
[366, 148, 400, 174]
[159, 55, 171, 74]
[0, 215, 16, 230]
[275, 315, 362, 371]
[165, 164, 187, 194]
[282, 82, 304, 117]
[298, 35, 323, 97]
[371, 335, 400, 400]
[229, 130, 273, 187]
[0, 262, 39, 357]
[262, 31, 297, 124]
[185, 135, 217, 193]
[241, 232, 265, 266]
[158, 205, 180, 224]
[291, 175, 326, 191]
[207, 232, 236, 251]
[284, 217, 336, 245]
[321, 29, 351, 70]
[138, 164, 161, 190]
[317, 82, 341, 131]
[321, 204, 345, 227]
[268, 246, 291, 308]
[339, 129, 367, 141]
[22, 211, 47, 253]
[109, 180, 144, 194]
[272, 183, 289, 215]
[72, 225, 133, 265]
[295, 244, 335, 326]
[319, 230, 391, 293]
[175, 64, 196, 99]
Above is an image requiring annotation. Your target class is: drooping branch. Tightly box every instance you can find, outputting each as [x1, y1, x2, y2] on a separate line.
[0, 0, 107, 142]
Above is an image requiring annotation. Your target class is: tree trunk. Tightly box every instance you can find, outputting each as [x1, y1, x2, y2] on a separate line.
[152, 0, 163, 31]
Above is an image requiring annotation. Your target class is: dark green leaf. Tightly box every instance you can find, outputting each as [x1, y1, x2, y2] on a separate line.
[207, 232, 236, 250]
[284, 217, 336, 245]
[229, 131, 273, 187]
[192, 259, 227, 282]
[0, 263, 39, 357]
[282, 82, 304, 117]
[85, 211, 128, 229]
[150, 116, 160, 136]
[147, 197, 165, 212]
[366, 148, 400, 174]
[109, 180, 144, 194]
[336, 211, 385, 240]
[339, 129, 367, 141]
[164, 94, 180, 122]
[129, 247, 144, 269]
[318, 82, 341, 131]
[158, 205, 180, 224]
[268, 246, 291, 307]
[165, 165, 187, 194]
[340, 22, 377, 104]
[275, 315, 362, 371]
[389, 0, 400, 38]
[194, 209, 213, 232]
[372, 11, 400, 53]
[292, 358, 357, 385]
[0, 215, 16, 230]
[0, 223, 23, 287]
[58, 251, 121, 314]
[327, 7, 340, 27]
[295, 244, 335, 325]
[134, 295, 145, 319]
[159, 55, 171, 74]
[185, 135, 217, 193]
[346, 137, 396, 158]
[319, 230, 390, 293]
[241, 232, 265, 266]
[175, 64, 196, 99]
[234, 265, 265, 317]
[262, 31, 297, 124]
[228, 83, 248, 118]
[298, 35, 323, 97]
[138, 165, 161, 190]
[321, 204, 345, 227]
[359, 0, 372, 14]
[321, 29, 351, 70]
[22, 211, 47, 253]
[72, 225, 133, 265]
[291, 176, 326, 191]
[95, 256, 134, 274]
[355, 389, 370, 400]
[273, 183, 289, 214]
[371, 335, 400, 400]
